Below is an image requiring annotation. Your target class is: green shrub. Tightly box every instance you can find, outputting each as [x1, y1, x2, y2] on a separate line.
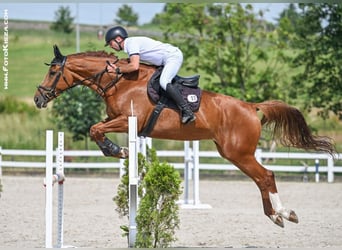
[113, 147, 182, 248]
[0, 96, 38, 116]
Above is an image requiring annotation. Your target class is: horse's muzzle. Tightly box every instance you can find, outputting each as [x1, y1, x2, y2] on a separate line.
[34, 95, 47, 109]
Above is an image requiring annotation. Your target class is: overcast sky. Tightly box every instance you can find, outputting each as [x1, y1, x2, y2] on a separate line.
[1, 3, 288, 26]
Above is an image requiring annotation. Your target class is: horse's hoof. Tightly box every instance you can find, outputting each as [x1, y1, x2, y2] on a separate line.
[119, 147, 129, 159]
[288, 210, 299, 224]
[270, 215, 284, 228]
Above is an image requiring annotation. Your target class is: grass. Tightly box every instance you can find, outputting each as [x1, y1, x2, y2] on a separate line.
[3, 28, 108, 98]
[0, 110, 55, 149]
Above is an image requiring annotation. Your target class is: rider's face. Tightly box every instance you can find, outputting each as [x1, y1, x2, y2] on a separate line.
[109, 38, 122, 51]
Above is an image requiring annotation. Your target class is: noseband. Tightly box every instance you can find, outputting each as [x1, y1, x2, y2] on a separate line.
[37, 56, 120, 102]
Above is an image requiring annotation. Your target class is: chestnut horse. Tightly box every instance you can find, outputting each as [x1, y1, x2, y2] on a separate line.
[34, 45, 336, 228]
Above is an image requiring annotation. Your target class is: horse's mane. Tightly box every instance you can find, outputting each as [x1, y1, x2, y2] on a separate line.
[70, 51, 118, 60]
[68, 50, 157, 70]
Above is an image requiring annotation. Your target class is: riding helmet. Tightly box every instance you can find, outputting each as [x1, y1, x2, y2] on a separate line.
[105, 26, 128, 46]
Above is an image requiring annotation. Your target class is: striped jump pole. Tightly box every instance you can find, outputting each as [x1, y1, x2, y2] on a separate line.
[128, 115, 139, 247]
[44, 131, 65, 248]
[56, 131, 65, 248]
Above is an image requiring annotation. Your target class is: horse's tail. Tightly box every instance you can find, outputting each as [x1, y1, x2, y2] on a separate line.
[255, 100, 336, 157]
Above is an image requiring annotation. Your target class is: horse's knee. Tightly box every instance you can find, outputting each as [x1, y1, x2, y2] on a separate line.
[89, 125, 97, 140]
[90, 124, 104, 142]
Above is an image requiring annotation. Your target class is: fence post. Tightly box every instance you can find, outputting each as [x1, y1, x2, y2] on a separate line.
[315, 159, 320, 183]
[0, 146, 2, 185]
[255, 148, 262, 164]
[0, 146, 2, 197]
[327, 156, 334, 183]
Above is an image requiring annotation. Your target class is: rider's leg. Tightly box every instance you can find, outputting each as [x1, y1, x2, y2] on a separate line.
[165, 83, 196, 124]
[160, 48, 196, 124]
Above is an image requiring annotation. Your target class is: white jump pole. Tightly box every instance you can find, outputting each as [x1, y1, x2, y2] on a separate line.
[183, 141, 192, 204]
[128, 111, 139, 247]
[193, 140, 200, 205]
[181, 141, 211, 209]
[45, 130, 54, 248]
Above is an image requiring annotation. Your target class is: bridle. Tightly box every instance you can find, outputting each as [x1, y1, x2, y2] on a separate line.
[37, 56, 120, 102]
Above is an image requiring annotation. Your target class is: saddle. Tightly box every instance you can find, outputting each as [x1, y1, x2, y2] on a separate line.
[140, 67, 202, 137]
[147, 66, 202, 111]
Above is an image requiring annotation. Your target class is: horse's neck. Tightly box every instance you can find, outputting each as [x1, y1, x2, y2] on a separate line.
[67, 57, 112, 95]
[69, 56, 156, 97]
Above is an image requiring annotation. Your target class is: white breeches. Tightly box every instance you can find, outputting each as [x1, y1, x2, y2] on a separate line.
[159, 48, 183, 90]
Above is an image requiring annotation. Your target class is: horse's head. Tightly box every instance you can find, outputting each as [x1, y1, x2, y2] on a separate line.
[34, 45, 123, 108]
[34, 45, 75, 108]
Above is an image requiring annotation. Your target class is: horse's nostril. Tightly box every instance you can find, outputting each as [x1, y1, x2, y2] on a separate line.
[34, 96, 38, 103]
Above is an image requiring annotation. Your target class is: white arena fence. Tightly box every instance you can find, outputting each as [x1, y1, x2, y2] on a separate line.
[0, 144, 341, 183]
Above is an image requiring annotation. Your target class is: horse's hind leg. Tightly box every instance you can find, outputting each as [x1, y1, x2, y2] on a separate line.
[218, 145, 298, 227]
[236, 156, 298, 227]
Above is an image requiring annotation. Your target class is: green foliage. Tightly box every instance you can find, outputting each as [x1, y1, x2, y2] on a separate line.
[50, 6, 74, 34]
[277, 3, 302, 43]
[158, 3, 291, 102]
[51, 86, 104, 147]
[136, 162, 181, 248]
[115, 4, 139, 27]
[113, 148, 182, 248]
[287, 3, 342, 120]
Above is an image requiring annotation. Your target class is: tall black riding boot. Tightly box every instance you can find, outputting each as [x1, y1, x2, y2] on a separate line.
[166, 83, 196, 124]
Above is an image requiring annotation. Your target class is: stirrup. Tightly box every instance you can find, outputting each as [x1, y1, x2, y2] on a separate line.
[181, 110, 196, 124]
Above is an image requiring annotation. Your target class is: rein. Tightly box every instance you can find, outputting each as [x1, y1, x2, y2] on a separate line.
[37, 56, 120, 101]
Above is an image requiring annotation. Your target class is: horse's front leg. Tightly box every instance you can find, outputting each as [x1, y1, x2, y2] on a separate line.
[90, 116, 129, 159]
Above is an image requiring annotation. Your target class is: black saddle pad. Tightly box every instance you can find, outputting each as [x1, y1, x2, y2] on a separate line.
[147, 67, 202, 112]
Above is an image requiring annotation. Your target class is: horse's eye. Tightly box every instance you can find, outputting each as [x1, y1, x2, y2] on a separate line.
[49, 71, 56, 77]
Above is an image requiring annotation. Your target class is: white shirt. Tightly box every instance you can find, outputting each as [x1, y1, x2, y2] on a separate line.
[123, 36, 179, 66]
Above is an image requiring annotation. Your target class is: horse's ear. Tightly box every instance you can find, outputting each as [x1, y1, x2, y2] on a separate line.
[53, 44, 64, 59]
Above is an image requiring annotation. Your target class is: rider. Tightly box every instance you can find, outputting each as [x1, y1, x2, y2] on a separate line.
[104, 26, 196, 124]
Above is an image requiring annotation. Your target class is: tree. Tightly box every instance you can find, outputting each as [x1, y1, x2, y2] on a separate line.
[115, 4, 138, 26]
[277, 4, 302, 43]
[50, 6, 74, 34]
[158, 3, 291, 102]
[288, 4, 342, 120]
[51, 86, 104, 149]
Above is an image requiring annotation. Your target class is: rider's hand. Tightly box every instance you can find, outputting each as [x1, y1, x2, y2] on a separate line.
[106, 63, 117, 73]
